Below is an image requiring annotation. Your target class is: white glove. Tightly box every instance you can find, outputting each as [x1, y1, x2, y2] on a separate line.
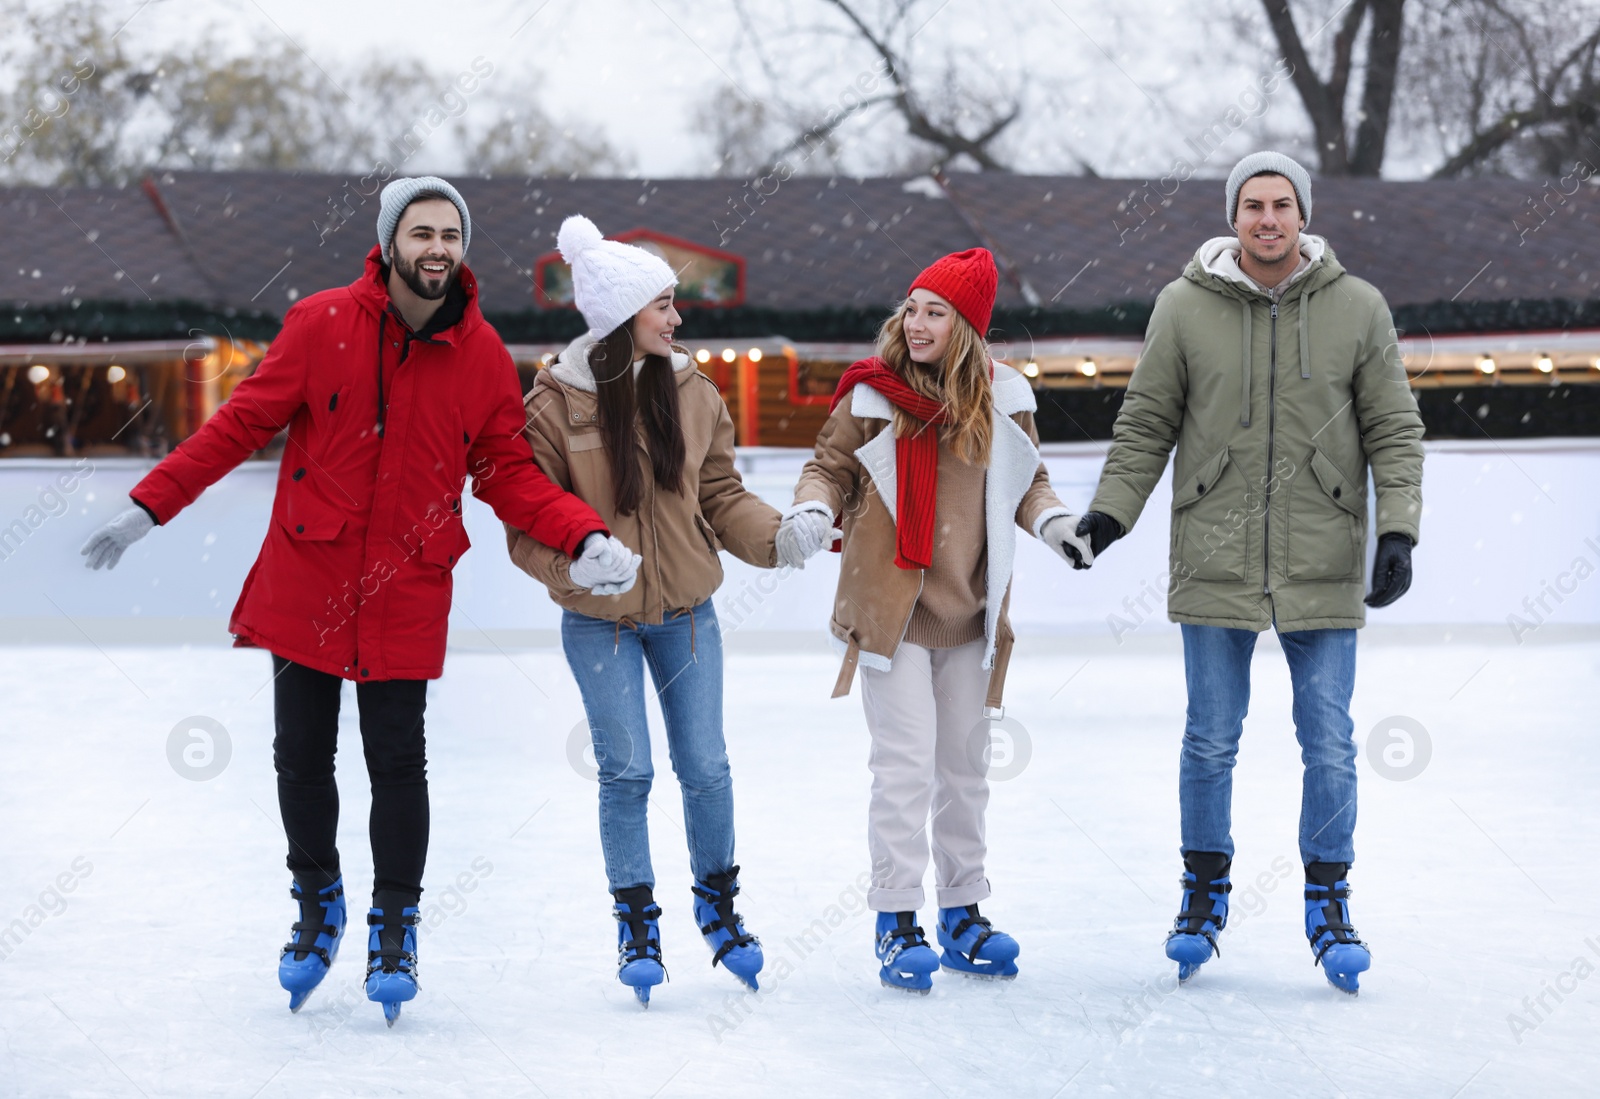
[1042, 514, 1095, 570]
[81, 505, 156, 570]
[569, 532, 640, 595]
[776, 503, 836, 569]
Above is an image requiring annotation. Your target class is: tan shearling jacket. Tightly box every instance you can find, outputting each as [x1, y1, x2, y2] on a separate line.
[792, 363, 1069, 710]
[506, 334, 780, 622]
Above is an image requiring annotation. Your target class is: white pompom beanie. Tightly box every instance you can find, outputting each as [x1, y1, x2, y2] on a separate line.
[556, 215, 677, 339]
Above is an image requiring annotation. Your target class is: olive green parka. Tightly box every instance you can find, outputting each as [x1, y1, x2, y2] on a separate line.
[1088, 236, 1424, 631]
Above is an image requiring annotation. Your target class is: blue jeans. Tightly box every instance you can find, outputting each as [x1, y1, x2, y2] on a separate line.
[1178, 624, 1358, 865]
[560, 600, 735, 892]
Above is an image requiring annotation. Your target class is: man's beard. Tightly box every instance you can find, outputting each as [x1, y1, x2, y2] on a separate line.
[394, 253, 459, 300]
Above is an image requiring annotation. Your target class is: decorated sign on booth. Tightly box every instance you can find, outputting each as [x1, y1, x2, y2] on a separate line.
[535, 229, 745, 308]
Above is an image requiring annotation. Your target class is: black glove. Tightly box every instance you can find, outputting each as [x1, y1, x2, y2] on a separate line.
[1364, 532, 1414, 608]
[1075, 512, 1124, 558]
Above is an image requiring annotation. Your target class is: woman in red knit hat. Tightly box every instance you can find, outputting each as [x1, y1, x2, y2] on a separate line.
[778, 248, 1094, 992]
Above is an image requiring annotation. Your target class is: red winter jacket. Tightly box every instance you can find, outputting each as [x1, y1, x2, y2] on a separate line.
[131, 246, 605, 681]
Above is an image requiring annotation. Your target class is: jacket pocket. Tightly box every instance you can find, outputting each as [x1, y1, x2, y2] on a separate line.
[1286, 448, 1362, 582]
[419, 515, 471, 570]
[694, 512, 722, 556]
[1171, 447, 1248, 582]
[281, 482, 346, 541]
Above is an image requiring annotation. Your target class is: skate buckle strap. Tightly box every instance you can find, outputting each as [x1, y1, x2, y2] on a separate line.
[692, 873, 758, 967]
[1305, 882, 1366, 965]
[283, 881, 344, 962]
[1174, 875, 1231, 932]
[947, 911, 995, 966]
[614, 902, 665, 965]
[878, 921, 930, 966]
[366, 910, 420, 975]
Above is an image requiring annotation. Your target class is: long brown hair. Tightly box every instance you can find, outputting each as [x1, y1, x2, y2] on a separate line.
[589, 323, 686, 516]
[875, 303, 994, 466]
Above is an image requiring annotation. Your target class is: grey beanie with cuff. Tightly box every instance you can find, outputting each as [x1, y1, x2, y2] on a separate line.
[377, 176, 472, 264]
[1225, 151, 1313, 229]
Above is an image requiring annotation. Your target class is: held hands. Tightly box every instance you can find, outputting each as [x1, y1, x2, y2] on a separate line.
[776, 503, 837, 569]
[1364, 532, 1414, 608]
[1075, 512, 1124, 559]
[1041, 514, 1096, 569]
[570, 532, 641, 596]
[80, 504, 155, 570]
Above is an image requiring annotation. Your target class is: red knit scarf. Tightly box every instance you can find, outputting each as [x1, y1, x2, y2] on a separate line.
[829, 357, 949, 570]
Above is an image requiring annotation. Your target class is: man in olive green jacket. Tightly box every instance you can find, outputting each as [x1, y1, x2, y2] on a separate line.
[1079, 152, 1424, 994]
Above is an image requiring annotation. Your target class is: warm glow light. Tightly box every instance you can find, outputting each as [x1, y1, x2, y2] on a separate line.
[1477, 355, 1496, 374]
[1022, 360, 1040, 379]
[539, 353, 553, 366]
[695, 348, 712, 364]
[1079, 359, 1098, 377]
[26, 365, 49, 385]
[1535, 354, 1554, 373]
[107, 365, 126, 383]
[748, 348, 763, 362]
[721, 348, 736, 363]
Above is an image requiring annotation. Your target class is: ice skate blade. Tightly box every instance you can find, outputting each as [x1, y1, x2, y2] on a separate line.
[383, 1001, 402, 1026]
[633, 985, 652, 1007]
[879, 976, 932, 995]
[940, 963, 1017, 981]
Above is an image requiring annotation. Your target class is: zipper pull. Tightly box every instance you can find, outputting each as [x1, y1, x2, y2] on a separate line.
[1271, 303, 1278, 319]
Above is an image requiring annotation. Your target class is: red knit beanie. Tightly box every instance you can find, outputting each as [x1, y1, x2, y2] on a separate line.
[908, 247, 998, 336]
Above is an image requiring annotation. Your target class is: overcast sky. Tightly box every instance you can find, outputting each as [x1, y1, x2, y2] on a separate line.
[75, 0, 1439, 180]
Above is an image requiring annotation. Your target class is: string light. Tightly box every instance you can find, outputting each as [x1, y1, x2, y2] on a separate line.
[1079, 359, 1098, 377]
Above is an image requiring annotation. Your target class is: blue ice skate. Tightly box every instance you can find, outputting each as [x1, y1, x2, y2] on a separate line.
[1165, 851, 1231, 983]
[1305, 862, 1371, 995]
[613, 885, 666, 1007]
[875, 911, 940, 994]
[936, 904, 1020, 979]
[692, 866, 763, 991]
[279, 875, 346, 1012]
[364, 894, 420, 1027]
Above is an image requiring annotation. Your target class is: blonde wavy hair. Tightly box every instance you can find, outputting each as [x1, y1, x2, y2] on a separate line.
[875, 302, 994, 467]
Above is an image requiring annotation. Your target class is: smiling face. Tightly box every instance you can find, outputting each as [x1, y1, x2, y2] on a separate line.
[1234, 173, 1304, 276]
[903, 288, 955, 366]
[390, 197, 463, 301]
[629, 286, 681, 359]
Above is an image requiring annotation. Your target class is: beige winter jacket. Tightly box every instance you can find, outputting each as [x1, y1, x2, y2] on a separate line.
[505, 334, 780, 622]
[792, 363, 1069, 711]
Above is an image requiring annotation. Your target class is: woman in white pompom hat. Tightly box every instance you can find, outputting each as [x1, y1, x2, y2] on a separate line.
[505, 214, 783, 1005]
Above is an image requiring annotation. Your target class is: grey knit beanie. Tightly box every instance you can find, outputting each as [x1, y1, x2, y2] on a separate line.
[1225, 151, 1312, 229]
[377, 176, 471, 264]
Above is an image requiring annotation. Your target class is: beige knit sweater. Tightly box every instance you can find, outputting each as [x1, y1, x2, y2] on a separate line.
[904, 436, 988, 649]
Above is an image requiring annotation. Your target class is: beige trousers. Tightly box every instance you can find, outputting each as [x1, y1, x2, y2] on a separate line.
[860, 638, 992, 912]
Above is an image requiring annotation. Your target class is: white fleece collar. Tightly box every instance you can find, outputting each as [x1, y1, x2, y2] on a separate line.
[1199, 233, 1326, 297]
[546, 332, 692, 393]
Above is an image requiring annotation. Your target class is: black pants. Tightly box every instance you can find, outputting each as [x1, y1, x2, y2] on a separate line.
[272, 655, 430, 897]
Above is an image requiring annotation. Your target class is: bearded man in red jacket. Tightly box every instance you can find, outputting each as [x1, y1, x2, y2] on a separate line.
[80, 176, 640, 1024]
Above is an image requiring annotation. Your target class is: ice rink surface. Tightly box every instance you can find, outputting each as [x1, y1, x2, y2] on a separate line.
[1, 629, 1595, 1098]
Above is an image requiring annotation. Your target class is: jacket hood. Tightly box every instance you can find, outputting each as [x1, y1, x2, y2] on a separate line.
[349, 243, 485, 345]
[541, 331, 695, 395]
[1185, 234, 1341, 300]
